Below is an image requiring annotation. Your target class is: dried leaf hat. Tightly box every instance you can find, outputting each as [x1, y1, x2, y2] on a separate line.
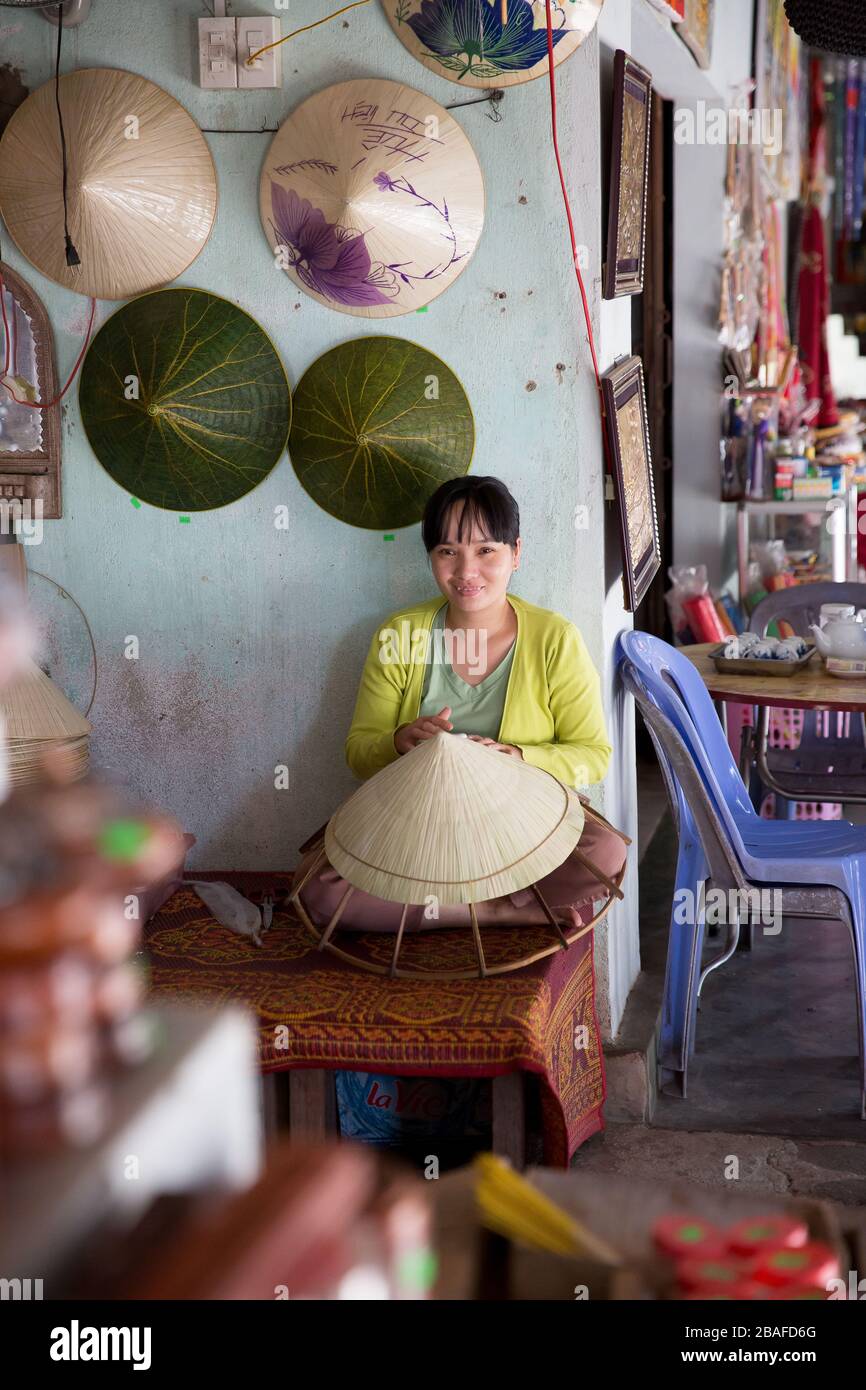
[260, 77, 484, 317]
[78, 288, 291, 511]
[289, 336, 473, 529]
[381, 0, 605, 90]
[0, 69, 217, 300]
[292, 732, 627, 979]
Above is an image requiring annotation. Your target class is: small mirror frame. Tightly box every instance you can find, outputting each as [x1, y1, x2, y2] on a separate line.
[0, 262, 62, 519]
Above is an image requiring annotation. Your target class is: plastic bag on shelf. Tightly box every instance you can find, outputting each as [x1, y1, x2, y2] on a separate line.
[665, 565, 710, 644]
[749, 539, 788, 581]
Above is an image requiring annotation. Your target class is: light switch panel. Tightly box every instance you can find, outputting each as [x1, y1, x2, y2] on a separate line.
[237, 16, 282, 89]
[198, 17, 237, 89]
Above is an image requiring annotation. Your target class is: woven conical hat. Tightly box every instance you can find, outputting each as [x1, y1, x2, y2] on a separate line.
[0, 68, 217, 300]
[325, 731, 584, 906]
[260, 78, 484, 317]
[0, 656, 91, 740]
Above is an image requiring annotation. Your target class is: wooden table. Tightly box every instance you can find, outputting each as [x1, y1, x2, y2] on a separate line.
[681, 642, 866, 712]
[145, 872, 606, 1171]
[681, 642, 866, 804]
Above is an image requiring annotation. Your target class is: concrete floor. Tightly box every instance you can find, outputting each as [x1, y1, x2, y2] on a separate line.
[596, 751, 866, 1218]
[570, 1122, 866, 1225]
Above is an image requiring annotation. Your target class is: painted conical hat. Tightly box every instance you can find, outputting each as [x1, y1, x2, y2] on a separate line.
[260, 78, 484, 317]
[381, 0, 605, 90]
[0, 68, 217, 300]
[325, 731, 584, 905]
[0, 655, 91, 740]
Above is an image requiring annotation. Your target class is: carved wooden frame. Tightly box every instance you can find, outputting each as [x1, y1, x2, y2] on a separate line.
[0, 262, 62, 519]
[604, 49, 652, 300]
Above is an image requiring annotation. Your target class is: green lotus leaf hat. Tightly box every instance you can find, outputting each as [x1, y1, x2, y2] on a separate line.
[79, 288, 291, 511]
[290, 335, 473, 529]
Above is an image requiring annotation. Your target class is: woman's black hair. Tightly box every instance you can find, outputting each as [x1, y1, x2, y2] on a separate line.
[421, 476, 520, 552]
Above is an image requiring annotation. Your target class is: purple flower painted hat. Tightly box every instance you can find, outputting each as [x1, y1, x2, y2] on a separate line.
[260, 77, 484, 318]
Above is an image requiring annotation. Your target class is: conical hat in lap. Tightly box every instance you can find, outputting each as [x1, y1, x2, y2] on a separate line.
[325, 731, 584, 906]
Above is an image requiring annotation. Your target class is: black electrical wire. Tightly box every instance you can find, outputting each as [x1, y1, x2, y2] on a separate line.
[53, 2, 80, 268]
[198, 89, 505, 135]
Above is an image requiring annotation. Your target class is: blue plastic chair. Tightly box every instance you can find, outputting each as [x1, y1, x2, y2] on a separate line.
[617, 630, 866, 1115]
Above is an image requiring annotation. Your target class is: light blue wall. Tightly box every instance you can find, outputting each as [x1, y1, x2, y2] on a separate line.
[2, 0, 621, 877]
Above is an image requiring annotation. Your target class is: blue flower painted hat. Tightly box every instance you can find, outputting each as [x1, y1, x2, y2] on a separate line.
[381, 0, 604, 90]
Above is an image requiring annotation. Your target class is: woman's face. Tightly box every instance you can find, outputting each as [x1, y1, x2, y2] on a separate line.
[429, 502, 520, 613]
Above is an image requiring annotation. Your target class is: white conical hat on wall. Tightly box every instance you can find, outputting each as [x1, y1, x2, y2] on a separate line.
[325, 731, 584, 906]
[0, 68, 217, 300]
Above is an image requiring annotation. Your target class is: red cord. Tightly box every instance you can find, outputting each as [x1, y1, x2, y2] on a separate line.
[543, 0, 613, 473]
[0, 266, 95, 409]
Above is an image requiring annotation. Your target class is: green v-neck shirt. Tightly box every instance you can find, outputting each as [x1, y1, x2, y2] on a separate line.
[418, 603, 517, 739]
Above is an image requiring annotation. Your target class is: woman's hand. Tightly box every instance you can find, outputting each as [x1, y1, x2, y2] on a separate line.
[394, 706, 453, 755]
[467, 736, 524, 759]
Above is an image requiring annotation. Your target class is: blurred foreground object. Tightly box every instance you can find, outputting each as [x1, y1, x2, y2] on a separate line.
[54, 1140, 434, 1301]
[0, 779, 188, 1160]
[1, 1004, 262, 1284]
[0, 568, 195, 1159]
[430, 1162, 855, 1299]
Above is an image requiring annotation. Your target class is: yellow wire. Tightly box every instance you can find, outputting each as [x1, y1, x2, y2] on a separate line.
[245, 0, 372, 65]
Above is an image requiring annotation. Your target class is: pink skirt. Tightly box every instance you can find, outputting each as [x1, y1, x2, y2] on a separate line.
[292, 804, 629, 933]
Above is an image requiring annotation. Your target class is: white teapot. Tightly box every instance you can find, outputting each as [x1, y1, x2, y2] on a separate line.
[809, 618, 866, 661]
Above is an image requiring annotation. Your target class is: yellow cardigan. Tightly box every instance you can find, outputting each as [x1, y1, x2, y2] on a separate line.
[345, 593, 612, 788]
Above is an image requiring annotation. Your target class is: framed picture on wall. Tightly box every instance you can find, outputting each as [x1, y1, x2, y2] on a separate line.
[604, 50, 652, 300]
[677, 0, 714, 70]
[601, 355, 661, 613]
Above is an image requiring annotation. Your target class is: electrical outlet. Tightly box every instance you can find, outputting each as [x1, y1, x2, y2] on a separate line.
[198, 17, 237, 90]
[237, 16, 282, 90]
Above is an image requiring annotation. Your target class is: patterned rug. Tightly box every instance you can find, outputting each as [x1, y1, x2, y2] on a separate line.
[143, 872, 606, 1166]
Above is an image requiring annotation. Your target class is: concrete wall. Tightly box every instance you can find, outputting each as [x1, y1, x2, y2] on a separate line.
[2, 0, 643, 1027]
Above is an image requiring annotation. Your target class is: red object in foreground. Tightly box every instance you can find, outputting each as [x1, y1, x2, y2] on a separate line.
[726, 1214, 809, 1258]
[652, 1214, 727, 1261]
[750, 1241, 839, 1290]
[767, 1285, 831, 1300]
[676, 1256, 750, 1295]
